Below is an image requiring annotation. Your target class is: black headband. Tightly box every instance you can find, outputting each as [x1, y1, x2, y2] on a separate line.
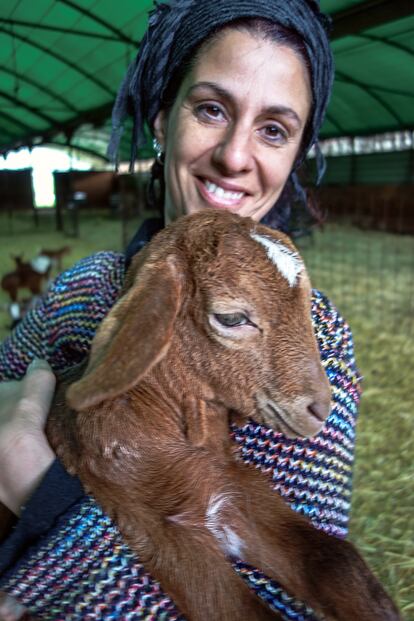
[108, 0, 334, 181]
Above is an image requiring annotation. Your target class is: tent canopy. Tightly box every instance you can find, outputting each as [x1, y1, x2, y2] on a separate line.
[0, 0, 413, 161]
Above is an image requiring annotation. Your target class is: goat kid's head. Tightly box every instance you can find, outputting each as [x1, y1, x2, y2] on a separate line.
[11, 254, 25, 268]
[67, 211, 331, 438]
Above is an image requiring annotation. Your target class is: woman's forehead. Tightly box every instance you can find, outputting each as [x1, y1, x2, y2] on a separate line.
[181, 29, 311, 123]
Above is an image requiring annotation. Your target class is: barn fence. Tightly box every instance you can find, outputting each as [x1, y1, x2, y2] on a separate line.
[1, 173, 413, 345]
[294, 184, 414, 364]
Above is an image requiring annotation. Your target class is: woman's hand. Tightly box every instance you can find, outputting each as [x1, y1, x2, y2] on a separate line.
[0, 592, 26, 621]
[0, 360, 56, 516]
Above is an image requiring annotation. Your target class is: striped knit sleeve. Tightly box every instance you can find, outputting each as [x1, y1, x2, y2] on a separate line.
[0, 251, 125, 381]
[0, 498, 184, 620]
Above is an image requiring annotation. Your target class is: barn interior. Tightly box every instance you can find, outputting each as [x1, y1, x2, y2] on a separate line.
[0, 1, 413, 616]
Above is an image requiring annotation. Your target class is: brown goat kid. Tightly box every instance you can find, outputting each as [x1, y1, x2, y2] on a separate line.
[39, 246, 71, 272]
[44, 211, 399, 620]
[1, 255, 50, 303]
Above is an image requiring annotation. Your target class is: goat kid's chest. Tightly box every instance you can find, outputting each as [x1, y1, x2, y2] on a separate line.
[63, 392, 232, 484]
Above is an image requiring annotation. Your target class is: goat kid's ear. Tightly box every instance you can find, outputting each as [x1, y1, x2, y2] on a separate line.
[66, 256, 182, 411]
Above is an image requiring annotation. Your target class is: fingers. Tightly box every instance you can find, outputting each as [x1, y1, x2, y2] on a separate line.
[0, 359, 56, 514]
[0, 593, 26, 621]
[19, 359, 56, 430]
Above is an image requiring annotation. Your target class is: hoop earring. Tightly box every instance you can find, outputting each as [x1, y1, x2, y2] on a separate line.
[152, 137, 165, 165]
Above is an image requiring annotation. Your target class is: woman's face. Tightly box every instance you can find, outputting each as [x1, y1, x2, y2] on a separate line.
[154, 28, 312, 223]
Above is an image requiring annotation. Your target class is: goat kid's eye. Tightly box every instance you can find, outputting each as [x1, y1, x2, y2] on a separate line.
[195, 103, 227, 124]
[213, 312, 252, 328]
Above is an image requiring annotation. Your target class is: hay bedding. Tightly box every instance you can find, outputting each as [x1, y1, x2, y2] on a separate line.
[300, 225, 414, 619]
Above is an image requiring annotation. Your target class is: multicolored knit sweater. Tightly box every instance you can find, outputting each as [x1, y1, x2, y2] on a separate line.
[0, 249, 361, 620]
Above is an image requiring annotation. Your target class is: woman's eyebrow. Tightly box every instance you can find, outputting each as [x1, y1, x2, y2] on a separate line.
[263, 105, 302, 127]
[186, 81, 230, 101]
[186, 81, 302, 127]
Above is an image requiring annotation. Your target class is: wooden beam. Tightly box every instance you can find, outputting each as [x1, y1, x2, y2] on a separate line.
[0, 18, 122, 41]
[331, 0, 413, 40]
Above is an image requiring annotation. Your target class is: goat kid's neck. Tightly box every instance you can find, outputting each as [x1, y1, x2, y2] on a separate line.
[127, 362, 232, 454]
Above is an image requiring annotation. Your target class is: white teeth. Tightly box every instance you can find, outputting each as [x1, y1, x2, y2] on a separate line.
[216, 187, 225, 199]
[204, 180, 244, 201]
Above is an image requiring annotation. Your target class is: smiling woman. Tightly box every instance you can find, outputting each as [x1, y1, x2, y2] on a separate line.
[155, 29, 312, 222]
[0, 1, 398, 620]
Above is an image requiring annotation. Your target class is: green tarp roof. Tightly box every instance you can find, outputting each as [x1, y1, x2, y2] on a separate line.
[0, 0, 413, 161]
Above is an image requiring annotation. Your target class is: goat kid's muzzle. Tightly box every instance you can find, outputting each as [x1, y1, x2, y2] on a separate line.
[256, 390, 331, 439]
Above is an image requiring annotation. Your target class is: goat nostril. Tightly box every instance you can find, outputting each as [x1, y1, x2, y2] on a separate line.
[308, 401, 329, 423]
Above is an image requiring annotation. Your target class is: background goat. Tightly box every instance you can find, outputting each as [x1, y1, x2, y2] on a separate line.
[1, 255, 51, 303]
[1, 211, 399, 620]
[39, 246, 71, 272]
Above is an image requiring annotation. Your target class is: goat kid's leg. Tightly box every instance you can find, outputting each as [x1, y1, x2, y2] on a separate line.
[300, 528, 401, 621]
[132, 521, 281, 621]
[48, 398, 279, 619]
[231, 465, 400, 621]
[86, 470, 280, 621]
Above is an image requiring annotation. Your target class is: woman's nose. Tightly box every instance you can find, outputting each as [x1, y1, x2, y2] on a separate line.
[212, 124, 254, 175]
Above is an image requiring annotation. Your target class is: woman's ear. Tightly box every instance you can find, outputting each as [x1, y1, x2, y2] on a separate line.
[153, 110, 167, 149]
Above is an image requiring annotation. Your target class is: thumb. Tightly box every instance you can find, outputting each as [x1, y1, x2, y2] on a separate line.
[20, 359, 56, 429]
[0, 593, 26, 621]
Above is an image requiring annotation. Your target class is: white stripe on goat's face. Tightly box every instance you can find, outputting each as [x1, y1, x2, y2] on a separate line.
[250, 233, 303, 287]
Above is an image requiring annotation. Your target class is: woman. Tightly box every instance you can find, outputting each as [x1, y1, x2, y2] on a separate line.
[0, 1, 361, 619]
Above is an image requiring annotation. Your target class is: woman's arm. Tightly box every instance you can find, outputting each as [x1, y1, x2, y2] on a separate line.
[0, 251, 133, 619]
[0, 251, 125, 381]
[0, 250, 125, 513]
[0, 251, 183, 620]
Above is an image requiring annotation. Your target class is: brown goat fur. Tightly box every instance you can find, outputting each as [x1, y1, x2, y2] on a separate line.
[1, 211, 399, 620]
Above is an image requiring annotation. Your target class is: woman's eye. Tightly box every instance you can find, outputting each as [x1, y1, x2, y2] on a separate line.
[214, 312, 250, 327]
[195, 103, 226, 123]
[260, 124, 288, 145]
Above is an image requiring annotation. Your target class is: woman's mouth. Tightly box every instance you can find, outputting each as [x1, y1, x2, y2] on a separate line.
[196, 177, 247, 208]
